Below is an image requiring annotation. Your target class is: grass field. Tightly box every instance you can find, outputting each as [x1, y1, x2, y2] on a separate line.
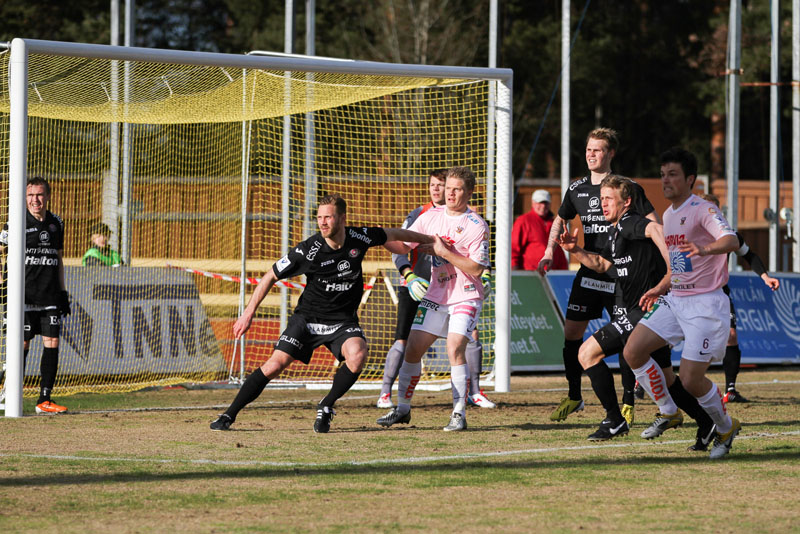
[1, 368, 799, 533]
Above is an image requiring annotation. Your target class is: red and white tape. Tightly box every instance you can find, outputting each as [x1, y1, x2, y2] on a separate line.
[165, 263, 374, 290]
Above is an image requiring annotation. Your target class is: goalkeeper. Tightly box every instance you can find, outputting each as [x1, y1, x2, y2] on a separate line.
[377, 169, 495, 410]
[0, 176, 71, 414]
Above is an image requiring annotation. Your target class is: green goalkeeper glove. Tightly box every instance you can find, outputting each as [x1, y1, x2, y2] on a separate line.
[481, 271, 492, 299]
[404, 271, 429, 302]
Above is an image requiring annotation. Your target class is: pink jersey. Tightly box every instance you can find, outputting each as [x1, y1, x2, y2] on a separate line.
[408, 206, 490, 306]
[663, 194, 735, 296]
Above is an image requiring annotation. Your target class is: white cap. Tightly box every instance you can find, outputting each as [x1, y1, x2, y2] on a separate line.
[532, 189, 551, 203]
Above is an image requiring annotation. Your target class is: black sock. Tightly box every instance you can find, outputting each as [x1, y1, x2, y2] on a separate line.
[38, 347, 58, 404]
[319, 363, 360, 408]
[722, 345, 741, 390]
[618, 355, 635, 406]
[225, 368, 270, 420]
[669, 377, 713, 432]
[563, 339, 583, 401]
[585, 361, 622, 423]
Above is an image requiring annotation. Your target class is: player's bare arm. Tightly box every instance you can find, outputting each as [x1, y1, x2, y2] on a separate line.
[233, 268, 279, 339]
[645, 209, 662, 224]
[382, 228, 434, 255]
[537, 215, 564, 276]
[432, 235, 484, 277]
[557, 227, 610, 273]
[678, 234, 739, 258]
[639, 221, 672, 310]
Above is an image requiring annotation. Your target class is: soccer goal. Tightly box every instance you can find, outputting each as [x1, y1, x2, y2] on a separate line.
[0, 38, 512, 417]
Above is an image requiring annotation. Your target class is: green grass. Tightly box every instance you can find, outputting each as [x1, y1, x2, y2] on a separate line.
[1, 368, 799, 533]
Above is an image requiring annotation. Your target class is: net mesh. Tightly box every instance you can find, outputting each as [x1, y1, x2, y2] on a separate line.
[0, 49, 496, 396]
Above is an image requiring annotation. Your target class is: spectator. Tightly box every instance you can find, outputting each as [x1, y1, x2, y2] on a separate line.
[82, 222, 123, 267]
[512, 189, 567, 271]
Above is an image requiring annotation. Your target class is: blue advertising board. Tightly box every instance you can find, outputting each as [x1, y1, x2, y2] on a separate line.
[544, 270, 800, 367]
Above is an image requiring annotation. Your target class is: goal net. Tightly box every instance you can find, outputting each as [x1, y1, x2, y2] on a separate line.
[0, 39, 512, 406]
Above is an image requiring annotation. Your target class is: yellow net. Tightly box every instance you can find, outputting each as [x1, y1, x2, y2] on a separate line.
[0, 49, 496, 395]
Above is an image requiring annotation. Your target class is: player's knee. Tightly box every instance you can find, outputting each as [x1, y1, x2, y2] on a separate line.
[577, 344, 597, 369]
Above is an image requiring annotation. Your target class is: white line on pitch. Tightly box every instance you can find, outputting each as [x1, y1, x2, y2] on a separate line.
[2, 431, 798, 469]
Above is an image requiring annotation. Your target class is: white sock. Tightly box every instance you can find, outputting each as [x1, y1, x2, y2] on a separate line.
[451, 364, 468, 416]
[396, 360, 421, 415]
[465, 340, 482, 395]
[632, 359, 679, 415]
[697, 383, 732, 434]
[381, 341, 406, 396]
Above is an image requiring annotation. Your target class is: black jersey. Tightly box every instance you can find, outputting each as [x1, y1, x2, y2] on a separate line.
[0, 210, 65, 307]
[599, 211, 666, 310]
[272, 226, 387, 321]
[558, 175, 654, 278]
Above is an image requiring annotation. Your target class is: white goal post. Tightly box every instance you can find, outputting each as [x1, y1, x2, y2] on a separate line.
[2, 38, 513, 417]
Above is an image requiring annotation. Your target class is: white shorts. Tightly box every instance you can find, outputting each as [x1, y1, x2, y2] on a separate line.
[639, 289, 729, 363]
[410, 299, 481, 339]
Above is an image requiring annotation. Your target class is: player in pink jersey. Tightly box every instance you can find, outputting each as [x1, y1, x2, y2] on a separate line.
[377, 166, 490, 431]
[623, 147, 742, 459]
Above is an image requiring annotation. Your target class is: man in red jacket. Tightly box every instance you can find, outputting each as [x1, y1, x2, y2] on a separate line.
[512, 190, 567, 271]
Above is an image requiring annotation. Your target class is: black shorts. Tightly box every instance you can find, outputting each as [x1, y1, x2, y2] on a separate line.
[565, 271, 616, 321]
[394, 286, 421, 341]
[24, 308, 62, 341]
[593, 305, 673, 367]
[592, 305, 645, 356]
[274, 313, 366, 365]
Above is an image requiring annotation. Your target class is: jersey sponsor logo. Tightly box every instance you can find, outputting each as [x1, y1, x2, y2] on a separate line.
[583, 214, 607, 222]
[464, 282, 478, 292]
[670, 251, 693, 273]
[320, 259, 335, 266]
[577, 192, 589, 197]
[583, 223, 609, 235]
[665, 234, 685, 246]
[279, 334, 302, 348]
[25, 256, 59, 266]
[569, 176, 588, 190]
[412, 307, 428, 324]
[307, 240, 322, 261]
[613, 255, 633, 265]
[49, 314, 60, 326]
[344, 327, 362, 334]
[672, 283, 696, 290]
[567, 303, 587, 312]
[306, 322, 342, 335]
[349, 248, 359, 258]
[325, 281, 354, 292]
[348, 228, 372, 244]
[276, 255, 291, 272]
[589, 197, 600, 209]
[295, 247, 303, 254]
[337, 260, 351, 272]
[437, 272, 456, 284]
[39, 231, 50, 243]
[579, 277, 615, 293]
[431, 255, 450, 268]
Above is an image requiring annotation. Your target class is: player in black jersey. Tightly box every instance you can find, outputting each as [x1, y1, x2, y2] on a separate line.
[559, 175, 716, 447]
[210, 194, 433, 433]
[701, 194, 780, 403]
[539, 128, 658, 425]
[0, 176, 71, 414]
